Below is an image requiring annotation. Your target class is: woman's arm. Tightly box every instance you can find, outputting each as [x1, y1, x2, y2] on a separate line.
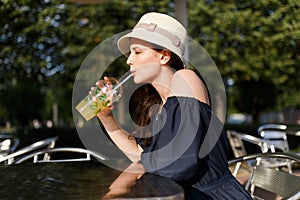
[90, 78, 143, 162]
[102, 162, 145, 199]
[97, 106, 143, 162]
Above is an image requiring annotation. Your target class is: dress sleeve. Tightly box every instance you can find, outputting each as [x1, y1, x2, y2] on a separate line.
[140, 97, 209, 182]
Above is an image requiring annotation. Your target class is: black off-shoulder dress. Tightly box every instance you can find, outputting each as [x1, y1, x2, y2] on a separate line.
[136, 96, 252, 200]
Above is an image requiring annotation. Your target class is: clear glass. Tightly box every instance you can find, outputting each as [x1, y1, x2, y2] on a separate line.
[76, 74, 132, 121]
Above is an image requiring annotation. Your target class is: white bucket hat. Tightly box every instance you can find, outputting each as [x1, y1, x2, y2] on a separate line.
[117, 12, 187, 63]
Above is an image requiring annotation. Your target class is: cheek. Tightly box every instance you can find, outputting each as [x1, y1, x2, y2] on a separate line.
[138, 50, 161, 65]
[134, 63, 161, 83]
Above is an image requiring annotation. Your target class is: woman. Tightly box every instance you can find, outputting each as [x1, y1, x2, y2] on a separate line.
[94, 12, 252, 199]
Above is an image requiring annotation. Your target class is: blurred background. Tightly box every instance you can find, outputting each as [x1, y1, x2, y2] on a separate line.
[0, 0, 299, 149]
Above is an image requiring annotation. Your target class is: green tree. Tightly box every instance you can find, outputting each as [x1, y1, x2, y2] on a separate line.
[0, 0, 175, 127]
[189, 0, 300, 122]
[1, 0, 299, 126]
[0, 77, 45, 126]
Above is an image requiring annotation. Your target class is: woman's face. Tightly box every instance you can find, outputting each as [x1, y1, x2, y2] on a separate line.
[127, 38, 162, 84]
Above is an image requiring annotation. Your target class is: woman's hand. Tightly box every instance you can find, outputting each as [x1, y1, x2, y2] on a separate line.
[89, 77, 115, 118]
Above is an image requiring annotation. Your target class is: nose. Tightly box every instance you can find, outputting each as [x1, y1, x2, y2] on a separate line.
[126, 52, 133, 66]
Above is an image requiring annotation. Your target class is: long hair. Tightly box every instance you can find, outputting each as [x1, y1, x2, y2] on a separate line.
[129, 50, 185, 146]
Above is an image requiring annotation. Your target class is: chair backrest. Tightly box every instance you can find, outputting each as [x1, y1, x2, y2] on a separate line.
[12, 147, 107, 164]
[0, 136, 58, 164]
[0, 134, 20, 157]
[226, 130, 247, 157]
[227, 130, 268, 153]
[257, 124, 290, 152]
[228, 152, 300, 200]
[251, 165, 300, 199]
[258, 124, 287, 139]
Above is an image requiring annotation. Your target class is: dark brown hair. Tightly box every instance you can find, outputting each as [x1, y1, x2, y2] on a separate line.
[129, 49, 185, 146]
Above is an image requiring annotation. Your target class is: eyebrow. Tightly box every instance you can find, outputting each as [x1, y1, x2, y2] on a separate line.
[130, 45, 150, 51]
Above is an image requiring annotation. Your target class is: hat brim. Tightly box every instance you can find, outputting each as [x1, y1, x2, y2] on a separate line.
[117, 29, 183, 60]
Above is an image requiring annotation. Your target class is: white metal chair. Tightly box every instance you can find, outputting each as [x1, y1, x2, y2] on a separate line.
[227, 130, 271, 153]
[228, 152, 300, 200]
[227, 130, 247, 157]
[258, 124, 290, 152]
[227, 130, 294, 175]
[12, 147, 107, 164]
[0, 136, 58, 165]
[258, 124, 293, 173]
[227, 130, 275, 179]
[0, 134, 20, 158]
[226, 130, 248, 176]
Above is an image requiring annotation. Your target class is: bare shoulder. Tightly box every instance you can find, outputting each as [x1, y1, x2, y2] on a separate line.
[170, 69, 210, 104]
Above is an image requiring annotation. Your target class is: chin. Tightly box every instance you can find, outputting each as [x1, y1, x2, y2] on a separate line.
[133, 77, 148, 85]
[133, 77, 141, 84]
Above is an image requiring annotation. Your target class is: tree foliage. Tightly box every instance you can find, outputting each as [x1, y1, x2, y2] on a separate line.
[0, 0, 175, 126]
[189, 0, 300, 121]
[0, 0, 299, 126]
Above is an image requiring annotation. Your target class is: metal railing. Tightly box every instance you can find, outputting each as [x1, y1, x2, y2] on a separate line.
[0, 136, 58, 164]
[13, 147, 107, 164]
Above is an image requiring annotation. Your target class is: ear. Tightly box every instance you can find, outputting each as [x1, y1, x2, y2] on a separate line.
[160, 49, 171, 65]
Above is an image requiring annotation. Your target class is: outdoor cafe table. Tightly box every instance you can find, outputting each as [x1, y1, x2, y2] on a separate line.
[0, 161, 184, 200]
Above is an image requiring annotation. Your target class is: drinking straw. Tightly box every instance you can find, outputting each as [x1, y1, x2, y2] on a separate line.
[98, 73, 133, 98]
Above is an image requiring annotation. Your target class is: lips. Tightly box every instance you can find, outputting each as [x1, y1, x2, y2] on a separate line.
[130, 69, 136, 76]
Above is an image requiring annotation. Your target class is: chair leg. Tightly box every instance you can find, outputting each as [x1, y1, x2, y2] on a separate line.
[287, 160, 293, 174]
[232, 162, 242, 177]
[245, 167, 254, 192]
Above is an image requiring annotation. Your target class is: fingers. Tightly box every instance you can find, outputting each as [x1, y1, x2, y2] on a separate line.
[104, 76, 114, 89]
[96, 79, 107, 88]
[96, 77, 115, 92]
[90, 79, 108, 96]
[89, 86, 100, 99]
[89, 77, 116, 100]
[89, 86, 96, 95]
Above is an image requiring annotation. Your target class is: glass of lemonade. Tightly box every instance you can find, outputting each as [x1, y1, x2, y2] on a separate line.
[76, 75, 131, 121]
